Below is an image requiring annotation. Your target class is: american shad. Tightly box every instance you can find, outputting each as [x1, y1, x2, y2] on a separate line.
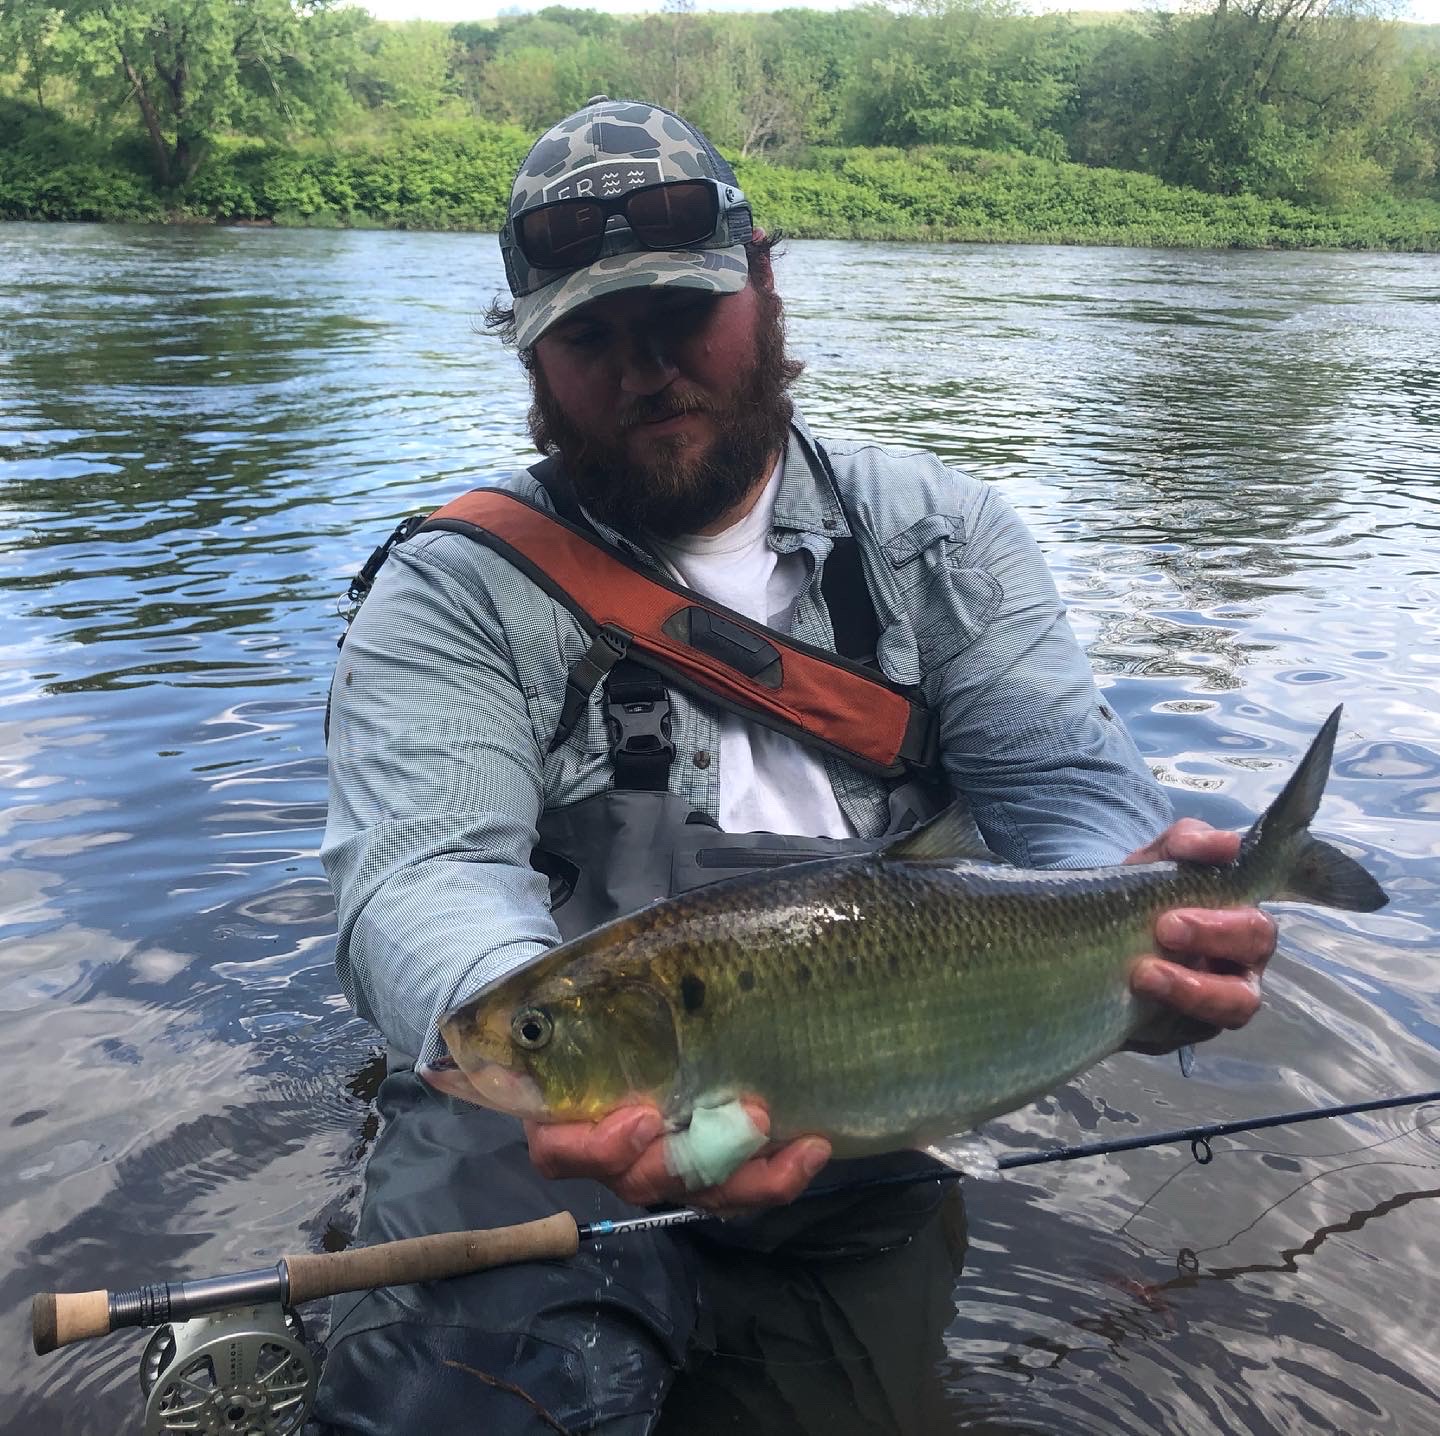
[423, 707, 1387, 1171]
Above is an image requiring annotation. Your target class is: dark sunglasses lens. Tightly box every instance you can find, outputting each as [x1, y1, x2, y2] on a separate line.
[625, 182, 718, 249]
[519, 201, 605, 269]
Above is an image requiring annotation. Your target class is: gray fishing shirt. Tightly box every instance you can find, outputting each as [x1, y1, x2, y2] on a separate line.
[322, 416, 1174, 1063]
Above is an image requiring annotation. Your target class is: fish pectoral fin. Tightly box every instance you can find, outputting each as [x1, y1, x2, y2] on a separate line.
[880, 803, 1007, 865]
[922, 1131, 1003, 1180]
[664, 1099, 768, 1191]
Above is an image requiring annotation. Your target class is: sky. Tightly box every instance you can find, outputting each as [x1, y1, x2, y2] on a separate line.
[355, 0, 1440, 27]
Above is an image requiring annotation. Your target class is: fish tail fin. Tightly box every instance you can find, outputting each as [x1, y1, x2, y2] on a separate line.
[1242, 706, 1388, 913]
[1276, 835, 1389, 911]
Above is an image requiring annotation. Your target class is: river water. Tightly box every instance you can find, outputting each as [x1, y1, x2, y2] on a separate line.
[1, 225, 1437, 1435]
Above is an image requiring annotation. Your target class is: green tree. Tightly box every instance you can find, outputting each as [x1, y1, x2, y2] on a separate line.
[0, 0, 355, 186]
[0, 0, 67, 110]
[448, 20, 500, 114]
[477, 44, 565, 129]
[354, 19, 458, 120]
[1059, 19, 1170, 173]
[1380, 29, 1440, 194]
[765, 7, 875, 147]
[1155, 0, 1399, 200]
[684, 14, 841, 159]
[846, 0, 1074, 157]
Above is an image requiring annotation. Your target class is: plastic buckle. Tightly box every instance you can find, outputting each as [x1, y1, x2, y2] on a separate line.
[605, 686, 675, 763]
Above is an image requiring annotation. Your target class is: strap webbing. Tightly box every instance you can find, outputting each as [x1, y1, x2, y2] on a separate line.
[530, 455, 586, 528]
[530, 459, 677, 789]
[422, 490, 935, 780]
[531, 454, 884, 668]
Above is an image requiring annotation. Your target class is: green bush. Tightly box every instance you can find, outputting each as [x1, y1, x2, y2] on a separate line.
[0, 156, 165, 221]
[737, 143, 1440, 249]
[0, 98, 164, 221]
[1, 101, 1436, 250]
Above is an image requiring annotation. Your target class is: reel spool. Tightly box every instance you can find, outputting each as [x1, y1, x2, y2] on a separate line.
[139, 1302, 316, 1436]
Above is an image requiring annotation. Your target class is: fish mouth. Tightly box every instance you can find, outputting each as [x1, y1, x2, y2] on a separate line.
[418, 1055, 548, 1119]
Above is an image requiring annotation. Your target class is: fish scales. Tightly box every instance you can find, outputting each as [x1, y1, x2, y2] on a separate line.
[625, 860, 1187, 1150]
[429, 707, 1388, 1170]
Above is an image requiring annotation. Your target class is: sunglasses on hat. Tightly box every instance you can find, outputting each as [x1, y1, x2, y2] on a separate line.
[508, 178, 750, 277]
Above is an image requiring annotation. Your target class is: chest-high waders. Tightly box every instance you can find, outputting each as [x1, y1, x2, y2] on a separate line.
[312, 455, 970, 1436]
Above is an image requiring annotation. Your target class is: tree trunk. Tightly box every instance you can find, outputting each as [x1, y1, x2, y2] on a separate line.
[119, 48, 173, 187]
[1249, 0, 1323, 108]
[168, 37, 202, 185]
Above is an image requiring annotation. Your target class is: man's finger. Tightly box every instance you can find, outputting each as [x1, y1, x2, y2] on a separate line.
[526, 1106, 666, 1181]
[1161, 825, 1241, 864]
[608, 1140, 694, 1207]
[1125, 819, 1241, 868]
[611, 1103, 784, 1207]
[1132, 958, 1262, 1029]
[1155, 907, 1277, 965]
[697, 1138, 832, 1215]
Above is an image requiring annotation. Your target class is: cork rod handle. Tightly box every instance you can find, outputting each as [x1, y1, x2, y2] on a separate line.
[32, 1291, 110, 1356]
[287, 1211, 581, 1302]
[32, 1212, 581, 1356]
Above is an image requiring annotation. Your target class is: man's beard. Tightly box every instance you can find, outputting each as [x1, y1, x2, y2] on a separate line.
[527, 289, 804, 541]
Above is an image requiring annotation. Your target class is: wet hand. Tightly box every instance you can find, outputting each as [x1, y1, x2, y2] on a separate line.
[524, 1101, 832, 1216]
[1124, 818, 1277, 1047]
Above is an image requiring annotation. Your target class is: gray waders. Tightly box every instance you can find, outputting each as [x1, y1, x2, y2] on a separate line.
[312, 787, 969, 1436]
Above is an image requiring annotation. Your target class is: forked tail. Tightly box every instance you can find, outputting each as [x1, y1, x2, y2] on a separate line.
[1241, 706, 1388, 912]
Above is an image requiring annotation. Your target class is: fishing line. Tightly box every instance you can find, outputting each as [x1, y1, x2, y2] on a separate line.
[1182, 1182, 1440, 1286]
[1181, 1156, 1437, 1262]
[1115, 1104, 1440, 1245]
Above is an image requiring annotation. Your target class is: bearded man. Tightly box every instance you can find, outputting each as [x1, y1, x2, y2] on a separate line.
[316, 98, 1274, 1435]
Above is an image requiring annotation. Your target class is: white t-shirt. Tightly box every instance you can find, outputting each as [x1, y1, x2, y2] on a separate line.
[649, 464, 856, 839]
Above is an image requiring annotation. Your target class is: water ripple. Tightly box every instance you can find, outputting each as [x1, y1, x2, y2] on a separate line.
[0, 226, 1436, 1434]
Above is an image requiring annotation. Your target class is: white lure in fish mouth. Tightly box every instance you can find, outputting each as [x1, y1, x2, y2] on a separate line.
[418, 1055, 548, 1118]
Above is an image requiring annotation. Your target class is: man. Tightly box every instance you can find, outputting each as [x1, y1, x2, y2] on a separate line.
[315, 98, 1274, 1435]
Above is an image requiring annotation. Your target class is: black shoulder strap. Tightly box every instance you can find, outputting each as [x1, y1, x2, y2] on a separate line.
[821, 535, 881, 665]
[810, 439, 883, 667]
[529, 454, 587, 528]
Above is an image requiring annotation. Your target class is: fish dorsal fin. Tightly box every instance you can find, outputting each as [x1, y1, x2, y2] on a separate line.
[879, 803, 1007, 865]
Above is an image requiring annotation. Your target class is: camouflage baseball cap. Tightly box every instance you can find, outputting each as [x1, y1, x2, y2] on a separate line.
[501, 97, 754, 349]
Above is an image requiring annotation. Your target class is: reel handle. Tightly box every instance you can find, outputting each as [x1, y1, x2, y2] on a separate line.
[32, 1211, 581, 1355]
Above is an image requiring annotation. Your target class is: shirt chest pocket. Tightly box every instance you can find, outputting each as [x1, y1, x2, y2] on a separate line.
[882, 514, 1002, 674]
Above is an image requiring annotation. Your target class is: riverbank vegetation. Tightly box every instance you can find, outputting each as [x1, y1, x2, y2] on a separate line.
[2, 0, 1438, 249]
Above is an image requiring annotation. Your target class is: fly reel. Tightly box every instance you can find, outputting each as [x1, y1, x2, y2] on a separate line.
[139, 1303, 316, 1436]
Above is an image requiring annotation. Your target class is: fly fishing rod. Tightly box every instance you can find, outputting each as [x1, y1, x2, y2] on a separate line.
[34, 1086, 1439, 1356]
[581, 1086, 1440, 1239]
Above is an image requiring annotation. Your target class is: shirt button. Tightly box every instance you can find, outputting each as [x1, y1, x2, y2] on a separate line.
[692, 750, 711, 769]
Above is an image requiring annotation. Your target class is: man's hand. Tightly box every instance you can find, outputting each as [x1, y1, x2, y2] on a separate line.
[1125, 818, 1277, 1048]
[524, 1101, 832, 1216]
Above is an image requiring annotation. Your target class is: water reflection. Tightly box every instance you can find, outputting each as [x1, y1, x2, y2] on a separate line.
[0, 225, 1436, 1434]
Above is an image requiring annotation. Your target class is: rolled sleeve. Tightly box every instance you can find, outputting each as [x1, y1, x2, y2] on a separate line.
[930, 485, 1173, 868]
[322, 539, 560, 1064]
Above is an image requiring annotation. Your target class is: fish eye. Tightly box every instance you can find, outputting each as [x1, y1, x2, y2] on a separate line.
[511, 1007, 553, 1050]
